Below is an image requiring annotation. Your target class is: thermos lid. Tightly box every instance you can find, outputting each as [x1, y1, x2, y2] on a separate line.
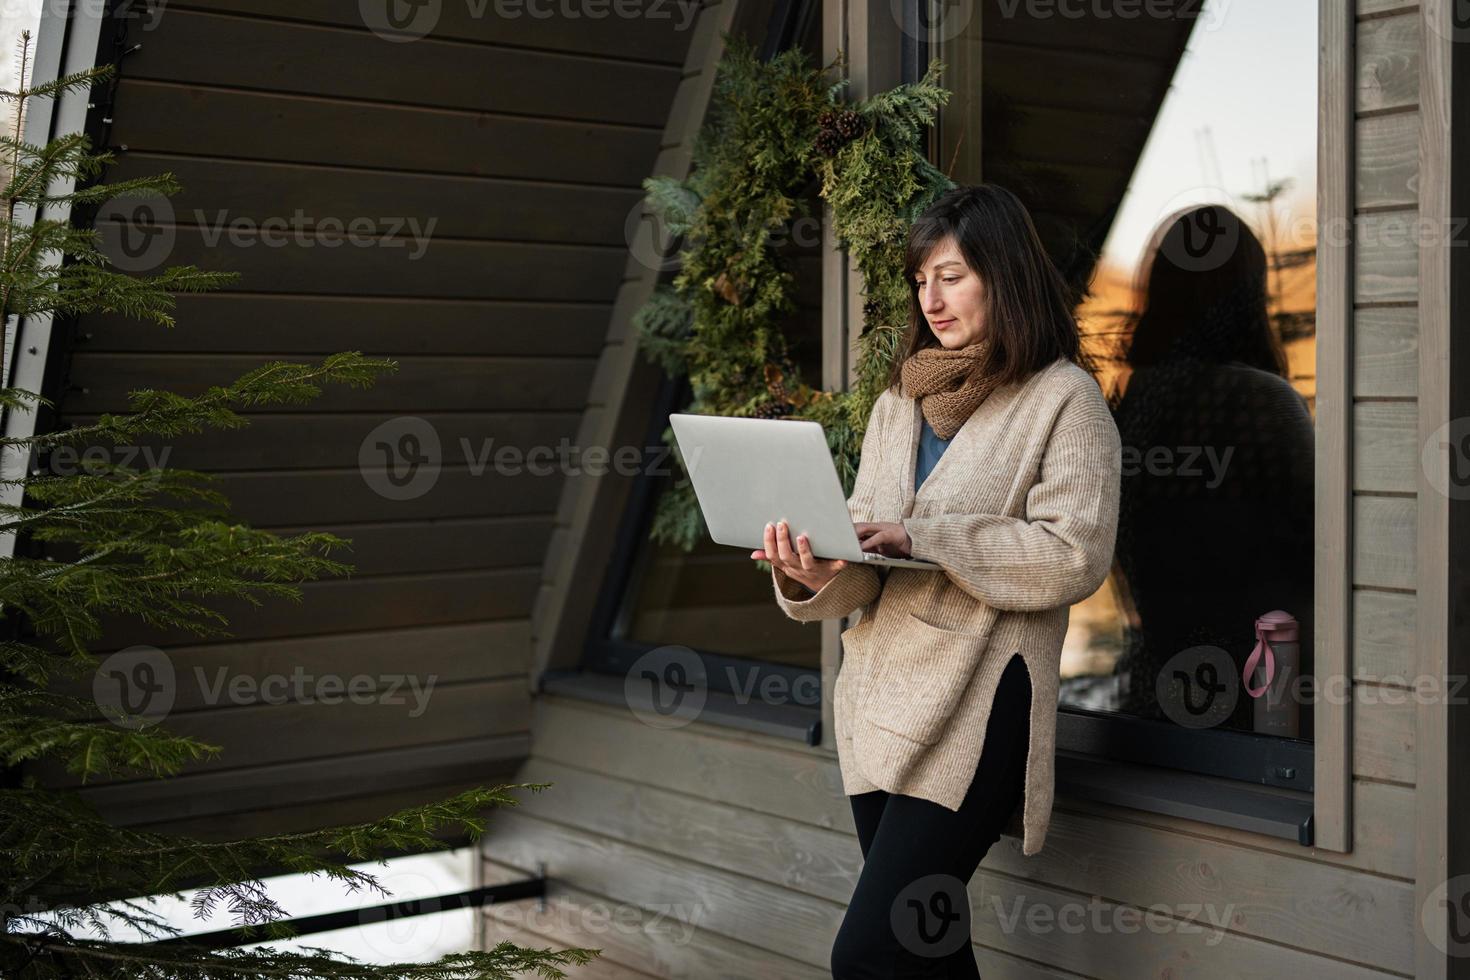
[1256, 609, 1300, 641]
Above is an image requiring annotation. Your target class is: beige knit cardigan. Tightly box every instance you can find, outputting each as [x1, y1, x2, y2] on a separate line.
[770, 356, 1121, 857]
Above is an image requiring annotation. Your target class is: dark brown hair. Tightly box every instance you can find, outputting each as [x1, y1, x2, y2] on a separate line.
[886, 183, 1089, 395]
[1123, 204, 1288, 377]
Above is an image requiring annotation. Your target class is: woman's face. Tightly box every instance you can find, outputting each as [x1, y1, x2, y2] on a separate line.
[913, 238, 987, 349]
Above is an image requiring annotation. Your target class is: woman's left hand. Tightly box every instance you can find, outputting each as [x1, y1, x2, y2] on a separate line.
[855, 521, 913, 559]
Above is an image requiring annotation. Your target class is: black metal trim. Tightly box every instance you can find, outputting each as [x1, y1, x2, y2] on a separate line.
[153, 877, 547, 951]
[1056, 751, 1315, 846]
[1055, 703, 1316, 791]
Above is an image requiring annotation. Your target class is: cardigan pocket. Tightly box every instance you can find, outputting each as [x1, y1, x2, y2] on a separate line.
[863, 611, 992, 746]
[834, 617, 874, 742]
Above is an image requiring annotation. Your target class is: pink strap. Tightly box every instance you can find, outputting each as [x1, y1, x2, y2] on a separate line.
[1242, 620, 1277, 698]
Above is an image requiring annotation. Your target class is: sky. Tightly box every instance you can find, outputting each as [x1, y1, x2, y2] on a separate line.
[1098, 0, 1319, 272]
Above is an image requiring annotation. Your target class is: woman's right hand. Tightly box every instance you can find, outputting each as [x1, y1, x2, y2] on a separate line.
[751, 520, 849, 594]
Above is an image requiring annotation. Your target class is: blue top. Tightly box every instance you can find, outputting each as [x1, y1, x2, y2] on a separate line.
[914, 415, 953, 493]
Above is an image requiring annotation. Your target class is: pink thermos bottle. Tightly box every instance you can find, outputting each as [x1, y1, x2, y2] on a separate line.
[1244, 610, 1301, 737]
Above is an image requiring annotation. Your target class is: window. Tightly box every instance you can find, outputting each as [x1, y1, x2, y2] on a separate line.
[578, 3, 827, 736]
[933, 0, 1317, 793]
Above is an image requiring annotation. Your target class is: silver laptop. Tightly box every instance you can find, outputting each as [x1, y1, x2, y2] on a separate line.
[668, 412, 943, 571]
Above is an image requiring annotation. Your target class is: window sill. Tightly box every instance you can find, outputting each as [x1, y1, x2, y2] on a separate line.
[1055, 750, 1314, 846]
[539, 668, 822, 746]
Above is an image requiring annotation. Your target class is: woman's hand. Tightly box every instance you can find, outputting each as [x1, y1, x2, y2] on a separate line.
[854, 521, 913, 558]
[751, 520, 849, 593]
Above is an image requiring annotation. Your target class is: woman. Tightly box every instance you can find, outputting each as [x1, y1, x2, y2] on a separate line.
[751, 184, 1121, 978]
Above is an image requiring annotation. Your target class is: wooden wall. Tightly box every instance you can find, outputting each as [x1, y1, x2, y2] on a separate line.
[28, 0, 706, 838]
[474, 2, 1451, 977]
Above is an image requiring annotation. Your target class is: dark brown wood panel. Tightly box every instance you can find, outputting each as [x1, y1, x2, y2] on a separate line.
[110, 81, 663, 183]
[87, 226, 629, 301]
[56, 413, 582, 470]
[89, 570, 540, 649]
[191, 468, 560, 526]
[141, 773, 524, 840]
[127, 9, 682, 127]
[64, 355, 596, 413]
[78, 294, 612, 355]
[53, 620, 529, 710]
[43, 678, 530, 784]
[101, 154, 647, 246]
[165, 0, 706, 63]
[46, 514, 551, 578]
[85, 738, 531, 835]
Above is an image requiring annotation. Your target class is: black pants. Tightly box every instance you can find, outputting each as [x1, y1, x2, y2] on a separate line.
[831, 653, 1031, 979]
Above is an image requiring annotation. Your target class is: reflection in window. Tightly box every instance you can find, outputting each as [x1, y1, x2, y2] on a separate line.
[946, 0, 1317, 739]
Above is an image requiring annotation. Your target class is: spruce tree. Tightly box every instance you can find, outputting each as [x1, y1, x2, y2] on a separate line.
[0, 33, 596, 979]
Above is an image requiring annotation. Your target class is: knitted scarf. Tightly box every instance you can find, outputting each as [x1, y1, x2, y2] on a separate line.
[899, 338, 1003, 439]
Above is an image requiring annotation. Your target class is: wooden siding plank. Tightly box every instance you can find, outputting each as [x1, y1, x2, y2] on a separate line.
[90, 571, 538, 648]
[101, 154, 647, 247]
[1353, 306, 1420, 396]
[64, 355, 595, 413]
[57, 620, 530, 711]
[1357, 0, 1422, 20]
[1355, 212, 1421, 303]
[199, 469, 559, 526]
[43, 677, 528, 784]
[78, 293, 612, 356]
[1356, 11, 1420, 113]
[110, 81, 663, 183]
[1353, 400, 1419, 492]
[58, 414, 581, 473]
[165, 0, 702, 62]
[145, 779, 505, 840]
[1353, 689, 1417, 782]
[128, 10, 681, 127]
[1354, 494, 1418, 588]
[1352, 587, 1419, 682]
[1357, 110, 1420, 207]
[89, 226, 630, 301]
[85, 735, 530, 829]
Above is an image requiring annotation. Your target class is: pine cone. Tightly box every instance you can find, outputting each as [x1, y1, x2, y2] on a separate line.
[752, 401, 793, 420]
[835, 109, 864, 140]
[815, 127, 844, 158]
[763, 362, 790, 402]
[712, 270, 742, 306]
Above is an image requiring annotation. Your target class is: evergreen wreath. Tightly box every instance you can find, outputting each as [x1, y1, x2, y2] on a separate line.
[634, 35, 956, 553]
